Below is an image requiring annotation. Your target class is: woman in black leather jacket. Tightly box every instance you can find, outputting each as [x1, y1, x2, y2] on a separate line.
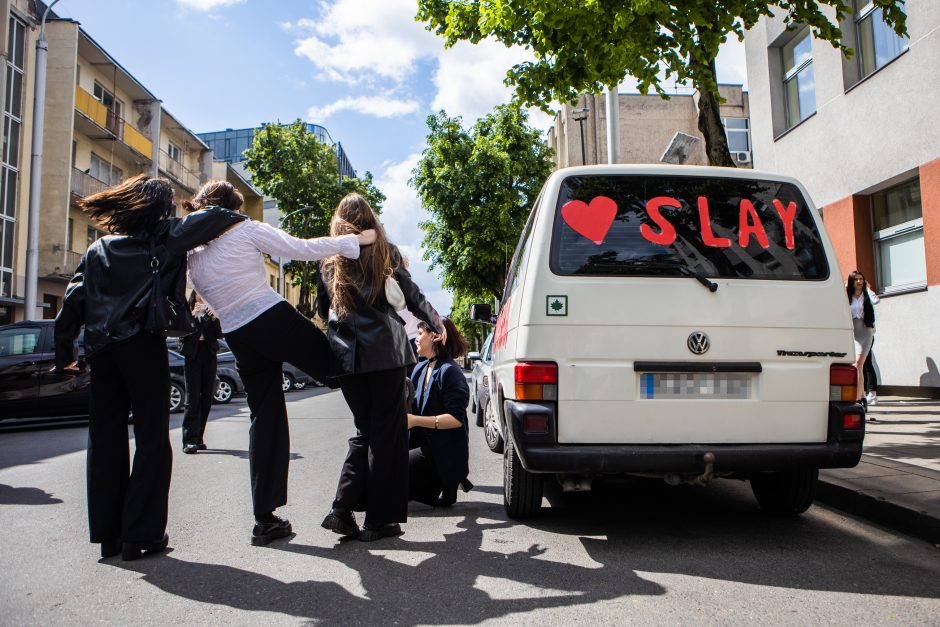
[318, 193, 443, 542]
[54, 174, 245, 561]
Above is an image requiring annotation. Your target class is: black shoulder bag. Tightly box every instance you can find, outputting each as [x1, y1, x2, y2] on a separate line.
[144, 239, 195, 338]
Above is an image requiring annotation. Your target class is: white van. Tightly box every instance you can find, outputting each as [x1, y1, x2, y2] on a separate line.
[470, 165, 865, 519]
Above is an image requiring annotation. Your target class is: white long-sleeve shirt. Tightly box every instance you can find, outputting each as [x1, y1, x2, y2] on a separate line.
[188, 220, 359, 332]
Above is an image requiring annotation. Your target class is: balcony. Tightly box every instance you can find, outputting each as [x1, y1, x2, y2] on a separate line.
[64, 250, 83, 275]
[69, 168, 108, 198]
[159, 150, 203, 193]
[74, 85, 153, 161]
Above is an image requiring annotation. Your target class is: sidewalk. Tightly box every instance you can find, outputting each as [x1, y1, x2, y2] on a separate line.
[816, 396, 940, 545]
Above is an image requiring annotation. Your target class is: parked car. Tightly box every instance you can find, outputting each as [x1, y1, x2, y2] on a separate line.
[468, 332, 503, 452]
[470, 164, 864, 519]
[0, 320, 188, 421]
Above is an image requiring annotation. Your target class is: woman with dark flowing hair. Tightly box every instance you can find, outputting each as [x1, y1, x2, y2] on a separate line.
[317, 193, 444, 542]
[186, 180, 375, 546]
[54, 174, 246, 561]
[846, 270, 879, 404]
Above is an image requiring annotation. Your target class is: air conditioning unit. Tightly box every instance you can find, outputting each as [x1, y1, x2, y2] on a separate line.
[732, 151, 752, 164]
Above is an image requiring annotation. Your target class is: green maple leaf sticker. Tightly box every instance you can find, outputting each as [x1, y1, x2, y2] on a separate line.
[551, 299, 563, 311]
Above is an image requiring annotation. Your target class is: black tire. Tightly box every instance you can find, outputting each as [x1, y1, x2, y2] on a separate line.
[503, 442, 543, 519]
[213, 377, 234, 404]
[281, 372, 295, 393]
[169, 381, 185, 414]
[474, 390, 484, 427]
[750, 468, 818, 515]
[483, 397, 504, 453]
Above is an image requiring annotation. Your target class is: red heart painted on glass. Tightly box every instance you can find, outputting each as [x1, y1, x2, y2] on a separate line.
[561, 196, 617, 245]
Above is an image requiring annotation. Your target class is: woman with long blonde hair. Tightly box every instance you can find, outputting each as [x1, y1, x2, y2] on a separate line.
[317, 193, 443, 542]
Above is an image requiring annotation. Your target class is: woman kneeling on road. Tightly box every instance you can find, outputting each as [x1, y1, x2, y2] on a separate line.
[407, 318, 472, 507]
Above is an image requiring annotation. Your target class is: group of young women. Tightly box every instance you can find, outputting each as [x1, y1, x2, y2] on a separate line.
[55, 174, 472, 561]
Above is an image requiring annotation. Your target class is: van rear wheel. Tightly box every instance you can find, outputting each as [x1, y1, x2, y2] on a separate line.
[503, 443, 543, 519]
[750, 468, 818, 515]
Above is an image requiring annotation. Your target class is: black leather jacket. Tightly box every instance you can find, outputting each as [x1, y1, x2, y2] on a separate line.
[55, 207, 247, 368]
[316, 245, 441, 376]
[180, 311, 223, 358]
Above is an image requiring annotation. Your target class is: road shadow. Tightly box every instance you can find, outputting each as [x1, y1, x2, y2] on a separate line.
[194, 449, 303, 461]
[0, 484, 63, 505]
[110, 481, 940, 624]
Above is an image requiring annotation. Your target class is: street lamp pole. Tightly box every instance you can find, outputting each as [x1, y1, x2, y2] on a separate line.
[23, 0, 61, 320]
[571, 105, 590, 165]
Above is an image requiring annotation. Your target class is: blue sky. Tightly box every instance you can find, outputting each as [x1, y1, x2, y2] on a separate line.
[60, 0, 749, 314]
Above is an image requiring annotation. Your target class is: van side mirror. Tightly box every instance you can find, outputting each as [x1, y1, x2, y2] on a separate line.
[467, 351, 481, 362]
[469, 303, 493, 324]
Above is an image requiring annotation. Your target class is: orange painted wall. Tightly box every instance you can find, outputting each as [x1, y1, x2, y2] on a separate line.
[920, 157, 940, 286]
[823, 195, 876, 289]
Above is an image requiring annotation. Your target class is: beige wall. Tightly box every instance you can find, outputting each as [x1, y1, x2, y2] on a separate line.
[548, 87, 750, 170]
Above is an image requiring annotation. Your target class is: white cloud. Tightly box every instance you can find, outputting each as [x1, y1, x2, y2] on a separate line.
[176, 0, 245, 11]
[431, 40, 529, 121]
[375, 154, 453, 314]
[307, 95, 420, 121]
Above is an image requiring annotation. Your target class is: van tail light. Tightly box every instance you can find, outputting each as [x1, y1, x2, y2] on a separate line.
[829, 364, 858, 402]
[515, 362, 558, 401]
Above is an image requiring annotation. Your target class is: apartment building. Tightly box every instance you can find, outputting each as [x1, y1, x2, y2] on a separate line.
[744, 0, 940, 392]
[547, 86, 752, 169]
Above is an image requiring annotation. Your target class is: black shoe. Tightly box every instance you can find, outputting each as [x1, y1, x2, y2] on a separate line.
[100, 540, 121, 558]
[251, 516, 292, 546]
[182, 444, 198, 454]
[357, 523, 402, 542]
[122, 534, 169, 561]
[321, 509, 359, 538]
[197, 442, 207, 450]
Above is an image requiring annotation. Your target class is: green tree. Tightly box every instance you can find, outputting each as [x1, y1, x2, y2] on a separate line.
[416, 0, 908, 167]
[411, 104, 553, 301]
[243, 120, 386, 316]
[449, 287, 493, 352]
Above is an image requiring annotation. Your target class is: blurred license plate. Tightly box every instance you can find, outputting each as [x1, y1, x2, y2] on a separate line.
[639, 373, 752, 399]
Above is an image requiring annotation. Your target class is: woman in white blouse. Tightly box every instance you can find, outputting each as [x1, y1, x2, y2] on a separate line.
[846, 270, 879, 404]
[184, 181, 375, 547]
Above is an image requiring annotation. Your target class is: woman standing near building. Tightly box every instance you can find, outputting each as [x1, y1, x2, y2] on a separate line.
[317, 193, 443, 542]
[846, 270, 879, 406]
[185, 181, 375, 546]
[54, 175, 246, 561]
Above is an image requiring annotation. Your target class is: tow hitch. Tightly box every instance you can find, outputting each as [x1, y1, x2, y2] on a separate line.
[664, 452, 716, 486]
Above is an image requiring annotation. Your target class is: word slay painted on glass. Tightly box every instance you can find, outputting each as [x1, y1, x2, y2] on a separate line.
[560, 196, 799, 249]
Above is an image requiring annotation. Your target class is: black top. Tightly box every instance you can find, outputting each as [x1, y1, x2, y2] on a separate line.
[316, 245, 440, 375]
[54, 207, 246, 367]
[409, 358, 470, 490]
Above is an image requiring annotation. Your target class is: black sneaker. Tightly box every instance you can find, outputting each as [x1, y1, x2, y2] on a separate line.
[251, 516, 292, 546]
[357, 523, 402, 542]
[321, 509, 359, 538]
[197, 442, 207, 450]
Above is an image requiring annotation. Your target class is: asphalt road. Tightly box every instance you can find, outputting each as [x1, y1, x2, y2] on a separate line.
[1, 386, 938, 625]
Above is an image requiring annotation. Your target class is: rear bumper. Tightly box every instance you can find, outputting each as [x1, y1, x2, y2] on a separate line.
[504, 399, 865, 474]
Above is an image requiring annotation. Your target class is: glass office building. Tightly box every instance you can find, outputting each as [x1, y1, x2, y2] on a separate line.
[198, 123, 356, 180]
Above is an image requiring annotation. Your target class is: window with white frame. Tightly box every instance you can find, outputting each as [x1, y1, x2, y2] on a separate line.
[782, 30, 816, 129]
[872, 178, 926, 293]
[854, 0, 908, 78]
[167, 142, 181, 163]
[721, 117, 751, 158]
[89, 153, 122, 186]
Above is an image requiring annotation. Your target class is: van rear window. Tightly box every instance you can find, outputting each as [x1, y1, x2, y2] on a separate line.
[550, 175, 829, 280]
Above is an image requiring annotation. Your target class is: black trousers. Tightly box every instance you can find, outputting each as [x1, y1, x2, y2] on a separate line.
[332, 366, 409, 527]
[86, 332, 171, 544]
[224, 301, 331, 518]
[409, 447, 444, 506]
[182, 342, 217, 446]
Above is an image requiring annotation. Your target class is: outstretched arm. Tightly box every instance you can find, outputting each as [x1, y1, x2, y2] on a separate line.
[248, 221, 369, 261]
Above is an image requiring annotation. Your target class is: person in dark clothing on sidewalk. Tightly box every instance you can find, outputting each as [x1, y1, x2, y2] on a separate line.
[318, 193, 443, 542]
[407, 318, 472, 507]
[54, 174, 247, 561]
[181, 292, 223, 454]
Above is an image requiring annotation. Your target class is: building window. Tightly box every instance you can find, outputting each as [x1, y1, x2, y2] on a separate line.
[0, 14, 26, 299]
[855, 1, 908, 78]
[782, 30, 816, 129]
[86, 225, 103, 250]
[167, 142, 181, 163]
[721, 117, 751, 162]
[89, 153, 123, 186]
[872, 178, 926, 293]
[93, 82, 124, 136]
[42, 294, 58, 320]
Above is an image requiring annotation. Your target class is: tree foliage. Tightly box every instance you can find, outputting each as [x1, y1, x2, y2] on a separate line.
[448, 287, 494, 352]
[416, 1, 908, 166]
[243, 120, 386, 315]
[411, 104, 553, 301]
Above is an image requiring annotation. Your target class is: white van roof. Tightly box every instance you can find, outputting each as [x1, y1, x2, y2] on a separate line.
[550, 164, 805, 188]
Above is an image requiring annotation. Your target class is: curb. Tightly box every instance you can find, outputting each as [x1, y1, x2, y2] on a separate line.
[816, 474, 940, 545]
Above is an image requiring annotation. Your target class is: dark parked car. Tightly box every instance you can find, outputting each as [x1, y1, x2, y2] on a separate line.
[0, 321, 187, 421]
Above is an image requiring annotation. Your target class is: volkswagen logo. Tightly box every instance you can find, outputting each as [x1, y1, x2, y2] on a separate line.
[687, 331, 710, 355]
